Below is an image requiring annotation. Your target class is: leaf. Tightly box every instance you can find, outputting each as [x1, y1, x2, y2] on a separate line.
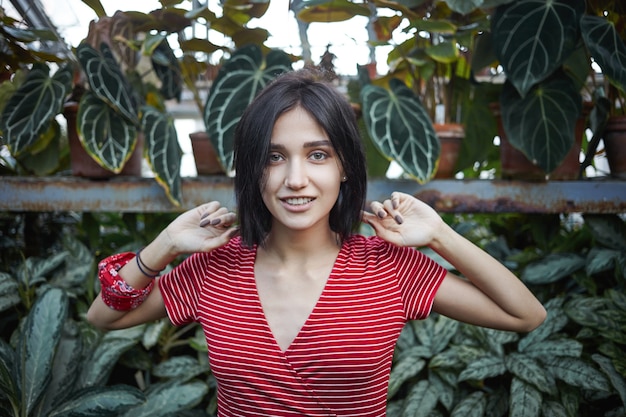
[492, 0, 585, 97]
[142, 320, 168, 350]
[361, 78, 439, 183]
[541, 401, 569, 417]
[592, 354, 626, 407]
[77, 91, 138, 173]
[141, 105, 182, 206]
[521, 252, 586, 284]
[77, 42, 137, 123]
[431, 315, 460, 355]
[16, 287, 68, 417]
[0, 63, 72, 156]
[152, 356, 209, 380]
[506, 353, 557, 395]
[500, 77, 583, 174]
[581, 15, 626, 93]
[297, 0, 371, 23]
[0, 340, 18, 414]
[118, 380, 208, 417]
[48, 385, 145, 417]
[586, 247, 621, 276]
[564, 296, 615, 329]
[509, 377, 542, 417]
[150, 39, 183, 101]
[387, 355, 425, 399]
[543, 356, 611, 392]
[0, 272, 20, 312]
[203, 44, 292, 172]
[458, 355, 506, 382]
[77, 336, 138, 389]
[522, 339, 582, 360]
[583, 214, 626, 251]
[451, 391, 486, 417]
[402, 380, 439, 417]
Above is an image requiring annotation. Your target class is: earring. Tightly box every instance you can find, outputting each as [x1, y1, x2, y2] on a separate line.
[341, 176, 348, 182]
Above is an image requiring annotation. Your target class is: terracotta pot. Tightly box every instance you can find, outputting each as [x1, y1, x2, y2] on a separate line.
[603, 115, 626, 179]
[189, 131, 225, 175]
[63, 102, 143, 178]
[492, 103, 589, 180]
[434, 123, 464, 179]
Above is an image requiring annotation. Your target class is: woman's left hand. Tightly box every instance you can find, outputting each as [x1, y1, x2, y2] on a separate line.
[362, 192, 444, 248]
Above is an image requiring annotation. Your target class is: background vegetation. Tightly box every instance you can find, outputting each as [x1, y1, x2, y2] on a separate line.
[1, 210, 624, 416]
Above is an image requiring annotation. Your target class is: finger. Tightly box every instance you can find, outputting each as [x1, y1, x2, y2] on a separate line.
[369, 201, 387, 219]
[199, 207, 230, 227]
[382, 199, 403, 225]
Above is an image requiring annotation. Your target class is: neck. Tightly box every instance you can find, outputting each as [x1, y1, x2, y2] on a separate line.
[261, 226, 341, 262]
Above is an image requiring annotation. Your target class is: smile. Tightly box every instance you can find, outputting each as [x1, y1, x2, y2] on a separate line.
[284, 197, 314, 205]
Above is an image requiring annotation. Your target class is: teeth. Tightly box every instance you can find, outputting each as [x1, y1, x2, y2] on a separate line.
[285, 197, 312, 205]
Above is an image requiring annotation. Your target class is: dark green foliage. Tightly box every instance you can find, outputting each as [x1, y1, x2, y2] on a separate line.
[1, 211, 624, 416]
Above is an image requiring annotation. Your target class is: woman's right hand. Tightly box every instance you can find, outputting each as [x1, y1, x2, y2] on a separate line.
[162, 201, 238, 256]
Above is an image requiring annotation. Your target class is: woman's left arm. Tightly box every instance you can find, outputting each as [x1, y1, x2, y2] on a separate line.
[364, 192, 546, 333]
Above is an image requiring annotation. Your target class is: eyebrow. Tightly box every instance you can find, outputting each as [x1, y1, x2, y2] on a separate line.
[270, 140, 333, 150]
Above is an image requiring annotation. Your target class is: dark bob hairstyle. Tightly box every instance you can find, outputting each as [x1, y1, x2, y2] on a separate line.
[233, 69, 367, 247]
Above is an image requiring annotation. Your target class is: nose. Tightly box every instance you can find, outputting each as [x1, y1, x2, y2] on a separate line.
[284, 161, 309, 189]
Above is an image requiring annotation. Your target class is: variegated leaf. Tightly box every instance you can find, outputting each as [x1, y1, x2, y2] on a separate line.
[543, 356, 611, 392]
[402, 380, 438, 417]
[77, 91, 138, 173]
[387, 355, 425, 399]
[592, 354, 626, 407]
[458, 355, 507, 382]
[451, 391, 486, 417]
[361, 78, 439, 183]
[506, 352, 557, 395]
[500, 77, 582, 174]
[203, 44, 292, 172]
[48, 385, 145, 417]
[492, 0, 585, 97]
[509, 377, 542, 417]
[151, 38, 182, 101]
[77, 42, 137, 123]
[581, 15, 626, 93]
[521, 252, 586, 284]
[141, 105, 182, 206]
[518, 298, 568, 352]
[583, 214, 626, 251]
[522, 339, 582, 360]
[118, 380, 208, 417]
[541, 401, 569, 417]
[586, 247, 621, 275]
[0, 272, 20, 313]
[0, 63, 72, 155]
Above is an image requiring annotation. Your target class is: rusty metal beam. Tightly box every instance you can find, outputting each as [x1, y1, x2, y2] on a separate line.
[2, 176, 625, 213]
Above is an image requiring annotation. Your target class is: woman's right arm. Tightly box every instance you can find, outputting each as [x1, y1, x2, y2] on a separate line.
[86, 201, 238, 330]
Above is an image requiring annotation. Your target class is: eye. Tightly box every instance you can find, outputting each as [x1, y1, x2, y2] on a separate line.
[268, 153, 284, 163]
[309, 151, 328, 161]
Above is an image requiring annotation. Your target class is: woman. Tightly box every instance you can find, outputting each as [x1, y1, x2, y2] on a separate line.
[87, 69, 546, 416]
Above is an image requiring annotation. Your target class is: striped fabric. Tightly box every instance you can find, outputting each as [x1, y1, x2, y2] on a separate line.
[159, 235, 446, 416]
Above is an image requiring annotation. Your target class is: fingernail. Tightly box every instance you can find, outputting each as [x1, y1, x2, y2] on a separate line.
[199, 218, 210, 227]
[378, 210, 386, 218]
[392, 199, 398, 209]
[394, 215, 403, 224]
[211, 218, 221, 226]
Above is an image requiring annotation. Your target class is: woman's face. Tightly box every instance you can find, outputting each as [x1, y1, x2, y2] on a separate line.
[261, 106, 344, 235]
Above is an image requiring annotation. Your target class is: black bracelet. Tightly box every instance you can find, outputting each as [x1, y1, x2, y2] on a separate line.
[135, 249, 162, 279]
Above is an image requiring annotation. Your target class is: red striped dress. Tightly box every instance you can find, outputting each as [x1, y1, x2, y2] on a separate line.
[159, 235, 446, 416]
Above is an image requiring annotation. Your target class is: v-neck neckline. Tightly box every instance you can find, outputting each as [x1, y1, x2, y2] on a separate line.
[252, 240, 346, 354]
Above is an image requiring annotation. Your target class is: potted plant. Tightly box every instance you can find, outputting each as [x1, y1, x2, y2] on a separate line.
[0, 5, 73, 176]
[297, 0, 495, 182]
[482, 0, 626, 179]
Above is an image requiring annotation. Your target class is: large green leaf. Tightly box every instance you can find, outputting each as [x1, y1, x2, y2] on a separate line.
[387, 355, 425, 399]
[521, 253, 585, 284]
[77, 91, 138, 173]
[16, 287, 68, 417]
[402, 380, 438, 416]
[141, 105, 182, 206]
[505, 353, 557, 395]
[0, 63, 72, 156]
[583, 214, 626, 251]
[203, 44, 292, 172]
[451, 391, 486, 417]
[297, 0, 371, 23]
[492, 0, 585, 97]
[581, 15, 626, 93]
[77, 42, 137, 123]
[458, 355, 506, 382]
[0, 340, 18, 415]
[500, 77, 582, 174]
[522, 339, 582, 360]
[0, 272, 20, 313]
[518, 298, 568, 352]
[152, 356, 209, 380]
[543, 356, 611, 392]
[48, 385, 145, 417]
[150, 38, 183, 101]
[118, 380, 208, 417]
[509, 377, 542, 417]
[77, 336, 138, 389]
[361, 78, 439, 183]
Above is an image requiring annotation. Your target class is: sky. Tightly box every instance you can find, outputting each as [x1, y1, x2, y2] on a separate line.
[39, 0, 389, 76]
